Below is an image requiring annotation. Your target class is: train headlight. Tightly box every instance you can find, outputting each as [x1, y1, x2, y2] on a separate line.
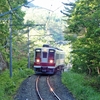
[49, 59, 54, 63]
[36, 58, 40, 63]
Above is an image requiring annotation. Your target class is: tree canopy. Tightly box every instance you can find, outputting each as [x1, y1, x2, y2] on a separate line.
[0, 0, 29, 62]
[62, 0, 100, 76]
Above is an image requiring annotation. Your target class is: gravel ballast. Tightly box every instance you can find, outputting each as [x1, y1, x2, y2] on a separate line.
[14, 72, 75, 100]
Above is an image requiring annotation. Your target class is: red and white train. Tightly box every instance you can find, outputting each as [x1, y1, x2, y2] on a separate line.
[33, 44, 65, 74]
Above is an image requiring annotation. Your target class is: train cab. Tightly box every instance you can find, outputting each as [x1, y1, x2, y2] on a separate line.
[33, 44, 65, 74]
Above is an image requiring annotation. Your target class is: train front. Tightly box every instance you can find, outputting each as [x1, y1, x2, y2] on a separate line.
[33, 46, 56, 74]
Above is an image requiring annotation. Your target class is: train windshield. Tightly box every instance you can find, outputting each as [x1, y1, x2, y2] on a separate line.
[49, 49, 55, 58]
[35, 49, 41, 58]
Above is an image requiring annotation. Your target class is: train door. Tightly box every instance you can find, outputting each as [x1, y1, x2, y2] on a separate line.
[41, 48, 48, 63]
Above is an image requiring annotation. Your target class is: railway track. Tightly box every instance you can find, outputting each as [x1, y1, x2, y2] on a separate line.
[35, 75, 61, 100]
[35, 76, 43, 100]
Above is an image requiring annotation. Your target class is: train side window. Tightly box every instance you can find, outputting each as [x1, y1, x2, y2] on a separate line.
[56, 54, 59, 59]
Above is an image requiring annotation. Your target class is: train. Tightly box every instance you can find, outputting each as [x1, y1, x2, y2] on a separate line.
[33, 44, 65, 74]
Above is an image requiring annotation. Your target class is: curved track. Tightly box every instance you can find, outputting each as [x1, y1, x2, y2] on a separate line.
[47, 76, 61, 100]
[35, 76, 43, 100]
[35, 75, 61, 100]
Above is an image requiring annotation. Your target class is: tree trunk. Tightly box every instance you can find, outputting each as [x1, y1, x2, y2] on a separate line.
[0, 52, 7, 71]
[97, 67, 100, 75]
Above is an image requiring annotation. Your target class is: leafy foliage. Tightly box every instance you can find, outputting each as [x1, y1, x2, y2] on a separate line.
[0, 0, 27, 58]
[62, 71, 100, 100]
[0, 1, 34, 99]
[62, 0, 100, 76]
[0, 57, 33, 100]
[24, 8, 64, 42]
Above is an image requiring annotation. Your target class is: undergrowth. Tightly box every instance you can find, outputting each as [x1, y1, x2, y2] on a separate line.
[62, 71, 100, 100]
[0, 58, 34, 100]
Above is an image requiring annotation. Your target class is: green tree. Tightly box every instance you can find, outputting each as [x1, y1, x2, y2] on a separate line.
[0, 0, 27, 59]
[62, 0, 100, 76]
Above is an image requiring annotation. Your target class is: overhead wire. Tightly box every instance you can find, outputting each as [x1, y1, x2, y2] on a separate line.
[6, 0, 24, 20]
[6, 0, 62, 42]
[44, 3, 64, 31]
[0, 0, 34, 17]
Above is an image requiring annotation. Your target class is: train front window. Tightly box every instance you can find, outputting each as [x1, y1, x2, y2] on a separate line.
[35, 49, 41, 58]
[49, 49, 55, 58]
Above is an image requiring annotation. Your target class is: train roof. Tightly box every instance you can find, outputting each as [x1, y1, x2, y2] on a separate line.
[39, 44, 63, 52]
[34, 44, 64, 54]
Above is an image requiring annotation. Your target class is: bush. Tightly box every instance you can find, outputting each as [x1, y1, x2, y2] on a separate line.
[62, 71, 100, 100]
[0, 57, 34, 100]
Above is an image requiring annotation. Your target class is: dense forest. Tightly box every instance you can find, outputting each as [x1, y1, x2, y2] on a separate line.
[0, 0, 27, 66]
[62, 0, 100, 76]
[0, 0, 100, 99]
[0, 0, 64, 71]
[0, 1, 68, 99]
[61, 1, 100, 99]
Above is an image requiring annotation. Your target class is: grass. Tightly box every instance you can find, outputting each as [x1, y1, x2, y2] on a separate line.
[0, 57, 34, 100]
[62, 71, 100, 100]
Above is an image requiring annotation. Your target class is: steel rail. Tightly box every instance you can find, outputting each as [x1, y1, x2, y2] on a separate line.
[35, 76, 44, 100]
[47, 76, 61, 100]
